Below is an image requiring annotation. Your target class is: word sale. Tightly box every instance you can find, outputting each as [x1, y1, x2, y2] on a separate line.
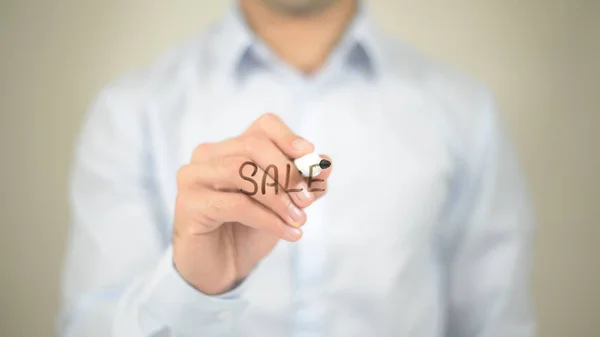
[238, 161, 325, 196]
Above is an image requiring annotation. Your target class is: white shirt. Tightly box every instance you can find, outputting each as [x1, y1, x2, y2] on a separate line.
[59, 4, 536, 337]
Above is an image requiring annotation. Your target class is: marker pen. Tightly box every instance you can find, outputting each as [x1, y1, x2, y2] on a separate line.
[294, 152, 331, 178]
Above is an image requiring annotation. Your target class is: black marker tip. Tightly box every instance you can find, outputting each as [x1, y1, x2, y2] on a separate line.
[319, 159, 332, 169]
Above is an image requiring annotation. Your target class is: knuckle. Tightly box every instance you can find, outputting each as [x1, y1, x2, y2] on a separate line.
[230, 156, 251, 176]
[258, 112, 279, 126]
[208, 155, 228, 171]
[212, 156, 245, 178]
[212, 157, 246, 191]
[176, 165, 192, 185]
[192, 142, 213, 159]
[232, 136, 250, 152]
[229, 155, 249, 170]
[242, 135, 263, 152]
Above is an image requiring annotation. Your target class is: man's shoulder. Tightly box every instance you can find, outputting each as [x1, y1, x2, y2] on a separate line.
[96, 33, 209, 108]
[93, 17, 233, 119]
[379, 33, 490, 97]
[378, 33, 497, 140]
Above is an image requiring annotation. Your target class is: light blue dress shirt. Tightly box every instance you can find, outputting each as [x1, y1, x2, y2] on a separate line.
[59, 3, 536, 337]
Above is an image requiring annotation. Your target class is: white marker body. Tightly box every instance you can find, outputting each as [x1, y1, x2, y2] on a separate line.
[294, 152, 323, 178]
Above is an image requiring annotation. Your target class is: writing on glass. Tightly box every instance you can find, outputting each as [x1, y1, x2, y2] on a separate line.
[238, 162, 325, 196]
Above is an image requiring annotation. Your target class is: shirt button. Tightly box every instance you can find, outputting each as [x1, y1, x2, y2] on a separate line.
[217, 310, 232, 321]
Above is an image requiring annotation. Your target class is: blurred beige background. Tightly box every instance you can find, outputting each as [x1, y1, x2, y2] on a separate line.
[1, 0, 599, 336]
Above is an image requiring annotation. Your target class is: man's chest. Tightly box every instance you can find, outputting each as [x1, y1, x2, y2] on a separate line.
[165, 79, 453, 240]
[150, 80, 453, 334]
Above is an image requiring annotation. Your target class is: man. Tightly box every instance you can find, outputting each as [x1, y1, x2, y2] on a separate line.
[59, 0, 536, 336]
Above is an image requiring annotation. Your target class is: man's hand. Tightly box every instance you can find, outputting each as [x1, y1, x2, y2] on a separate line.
[173, 113, 332, 295]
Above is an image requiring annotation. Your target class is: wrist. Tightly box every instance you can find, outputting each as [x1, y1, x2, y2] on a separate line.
[173, 233, 238, 295]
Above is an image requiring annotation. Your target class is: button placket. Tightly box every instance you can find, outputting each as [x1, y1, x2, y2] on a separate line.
[289, 80, 330, 337]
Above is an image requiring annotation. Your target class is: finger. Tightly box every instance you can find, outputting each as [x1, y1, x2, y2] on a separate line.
[243, 114, 317, 208]
[197, 190, 303, 242]
[246, 113, 314, 158]
[191, 135, 315, 208]
[177, 160, 307, 228]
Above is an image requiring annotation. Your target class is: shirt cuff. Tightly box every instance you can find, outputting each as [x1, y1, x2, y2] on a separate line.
[139, 245, 248, 335]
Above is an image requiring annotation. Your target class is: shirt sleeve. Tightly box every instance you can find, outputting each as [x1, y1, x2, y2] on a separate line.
[59, 83, 247, 337]
[440, 92, 536, 337]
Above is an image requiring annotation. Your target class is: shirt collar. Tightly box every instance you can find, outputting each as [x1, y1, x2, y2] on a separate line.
[335, 4, 382, 79]
[210, 1, 383, 81]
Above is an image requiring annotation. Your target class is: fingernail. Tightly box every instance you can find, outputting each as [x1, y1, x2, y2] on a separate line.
[284, 226, 303, 241]
[288, 203, 305, 226]
[292, 138, 312, 151]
